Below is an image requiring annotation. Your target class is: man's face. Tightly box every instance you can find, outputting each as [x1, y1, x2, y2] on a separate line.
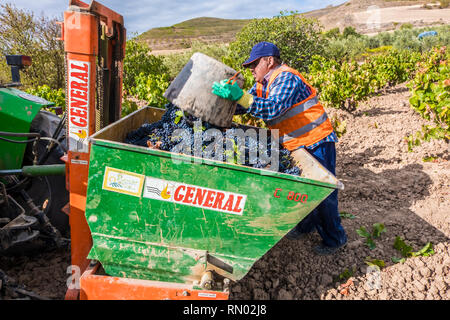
[248, 57, 272, 83]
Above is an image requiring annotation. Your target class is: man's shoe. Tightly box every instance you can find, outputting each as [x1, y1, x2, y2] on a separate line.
[313, 241, 347, 256]
[285, 228, 309, 240]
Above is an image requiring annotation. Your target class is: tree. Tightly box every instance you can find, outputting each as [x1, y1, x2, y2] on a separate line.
[323, 27, 341, 39]
[0, 3, 64, 89]
[224, 11, 326, 76]
[342, 26, 361, 39]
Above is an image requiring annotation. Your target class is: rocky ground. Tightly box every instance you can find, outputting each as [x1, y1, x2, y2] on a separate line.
[0, 83, 448, 300]
[229, 83, 449, 300]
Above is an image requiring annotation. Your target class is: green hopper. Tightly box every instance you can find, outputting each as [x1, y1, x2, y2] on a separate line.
[85, 106, 344, 290]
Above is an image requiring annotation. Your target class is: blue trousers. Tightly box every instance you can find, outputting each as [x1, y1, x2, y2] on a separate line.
[295, 142, 347, 248]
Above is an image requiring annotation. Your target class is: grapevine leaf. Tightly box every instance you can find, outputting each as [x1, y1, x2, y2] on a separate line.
[391, 257, 406, 264]
[356, 227, 371, 238]
[366, 238, 376, 250]
[365, 257, 385, 268]
[413, 242, 434, 257]
[393, 236, 413, 257]
[340, 212, 356, 219]
[372, 223, 386, 239]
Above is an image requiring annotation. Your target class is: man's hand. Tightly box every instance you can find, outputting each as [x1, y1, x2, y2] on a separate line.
[212, 79, 244, 101]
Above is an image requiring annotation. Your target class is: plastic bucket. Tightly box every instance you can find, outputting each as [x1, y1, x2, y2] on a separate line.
[163, 52, 244, 127]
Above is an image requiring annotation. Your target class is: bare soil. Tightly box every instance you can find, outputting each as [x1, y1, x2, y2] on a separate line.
[316, 1, 450, 33]
[1, 83, 448, 300]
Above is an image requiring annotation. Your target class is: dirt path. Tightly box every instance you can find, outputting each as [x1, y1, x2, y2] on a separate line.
[229, 83, 449, 300]
[1, 83, 448, 300]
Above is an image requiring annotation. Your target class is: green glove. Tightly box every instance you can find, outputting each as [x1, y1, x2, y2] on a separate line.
[212, 79, 244, 101]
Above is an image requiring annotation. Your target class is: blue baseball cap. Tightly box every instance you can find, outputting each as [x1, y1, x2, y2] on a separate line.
[242, 42, 280, 67]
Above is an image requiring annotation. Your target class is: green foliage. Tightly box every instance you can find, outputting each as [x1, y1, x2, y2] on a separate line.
[331, 116, 347, 138]
[121, 98, 139, 117]
[400, 23, 413, 30]
[308, 49, 421, 111]
[391, 257, 406, 264]
[365, 257, 385, 269]
[339, 211, 356, 219]
[323, 27, 341, 40]
[407, 46, 450, 146]
[129, 72, 170, 108]
[342, 26, 361, 39]
[322, 35, 369, 61]
[225, 11, 326, 76]
[356, 223, 386, 250]
[372, 223, 386, 239]
[0, 3, 64, 89]
[138, 17, 249, 49]
[337, 267, 356, 282]
[393, 237, 435, 263]
[25, 85, 65, 114]
[123, 39, 169, 93]
[375, 25, 450, 53]
[122, 39, 171, 111]
[422, 156, 436, 162]
[26, 85, 65, 106]
[323, 25, 450, 63]
[439, 0, 450, 8]
[232, 113, 267, 128]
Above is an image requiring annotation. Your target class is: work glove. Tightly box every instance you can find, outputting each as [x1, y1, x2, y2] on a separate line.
[212, 79, 243, 101]
[211, 79, 254, 108]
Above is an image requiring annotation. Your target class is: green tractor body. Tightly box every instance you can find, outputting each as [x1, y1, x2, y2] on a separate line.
[0, 81, 53, 170]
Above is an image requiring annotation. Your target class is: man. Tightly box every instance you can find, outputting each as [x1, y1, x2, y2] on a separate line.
[212, 41, 347, 255]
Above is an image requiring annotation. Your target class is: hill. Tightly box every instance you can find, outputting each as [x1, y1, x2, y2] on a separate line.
[140, 0, 450, 51]
[138, 17, 250, 51]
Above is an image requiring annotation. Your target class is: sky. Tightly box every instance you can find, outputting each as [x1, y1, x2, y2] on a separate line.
[4, 0, 348, 35]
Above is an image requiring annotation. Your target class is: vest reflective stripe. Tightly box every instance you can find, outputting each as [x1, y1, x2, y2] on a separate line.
[266, 96, 319, 127]
[255, 65, 334, 150]
[281, 112, 329, 143]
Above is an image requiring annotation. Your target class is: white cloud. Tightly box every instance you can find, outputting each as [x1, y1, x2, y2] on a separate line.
[3, 0, 347, 34]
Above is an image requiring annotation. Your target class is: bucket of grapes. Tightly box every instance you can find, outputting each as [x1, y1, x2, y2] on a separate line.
[163, 52, 244, 128]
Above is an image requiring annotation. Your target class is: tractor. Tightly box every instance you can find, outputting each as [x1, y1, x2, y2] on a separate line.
[0, 54, 69, 298]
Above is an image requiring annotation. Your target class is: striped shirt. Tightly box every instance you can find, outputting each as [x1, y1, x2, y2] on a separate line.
[240, 67, 338, 150]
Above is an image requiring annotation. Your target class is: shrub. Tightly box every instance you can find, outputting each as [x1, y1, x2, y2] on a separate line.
[26, 85, 65, 107]
[407, 46, 450, 145]
[123, 39, 169, 93]
[323, 27, 341, 39]
[307, 49, 422, 111]
[129, 72, 170, 108]
[342, 26, 361, 38]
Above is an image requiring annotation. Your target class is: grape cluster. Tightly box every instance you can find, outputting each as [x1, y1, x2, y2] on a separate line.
[125, 103, 302, 176]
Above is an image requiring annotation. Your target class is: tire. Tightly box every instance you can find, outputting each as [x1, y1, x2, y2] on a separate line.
[21, 110, 69, 237]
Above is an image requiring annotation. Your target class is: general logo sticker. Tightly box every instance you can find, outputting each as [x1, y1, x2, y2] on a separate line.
[102, 167, 145, 197]
[143, 177, 246, 215]
[68, 59, 90, 153]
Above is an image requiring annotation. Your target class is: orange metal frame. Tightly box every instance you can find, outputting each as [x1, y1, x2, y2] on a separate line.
[80, 262, 229, 300]
[61, 0, 123, 300]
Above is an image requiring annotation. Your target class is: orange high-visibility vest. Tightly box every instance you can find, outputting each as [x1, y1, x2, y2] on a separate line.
[256, 65, 334, 151]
